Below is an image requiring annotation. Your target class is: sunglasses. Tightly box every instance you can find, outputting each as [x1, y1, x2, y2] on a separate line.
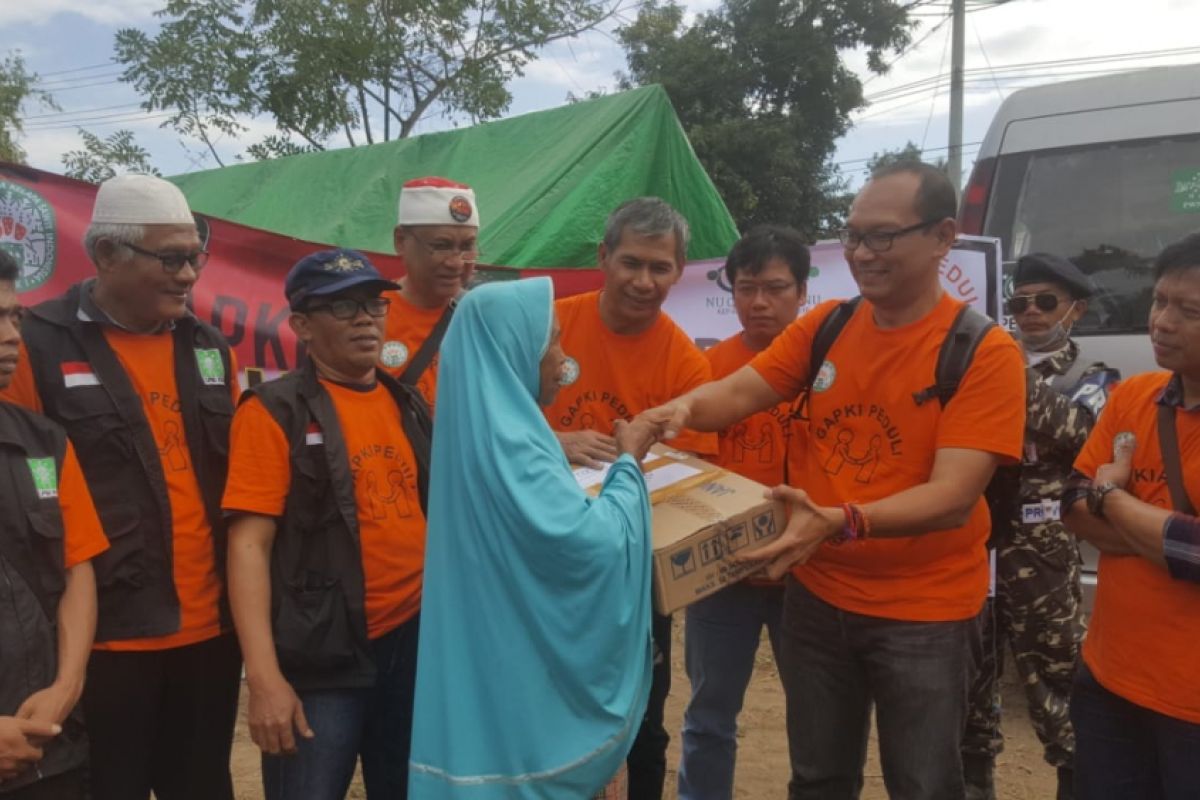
[1006, 292, 1065, 315]
[305, 297, 391, 320]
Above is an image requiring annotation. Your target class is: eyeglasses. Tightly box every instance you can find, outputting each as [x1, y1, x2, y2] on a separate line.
[1006, 292, 1063, 315]
[125, 243, 210, 273]
[411, 234, 478, 263]
[837, 219, 939, 253]
[732, 281, 798, 299]
[305, 297, 391, 320]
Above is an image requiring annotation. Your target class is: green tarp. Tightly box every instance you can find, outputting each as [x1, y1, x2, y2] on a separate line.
[169, 85, 739, 268]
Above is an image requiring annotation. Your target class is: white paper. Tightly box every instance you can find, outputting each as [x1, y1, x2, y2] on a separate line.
[572, 452, 659, 492]
[643, 462, 703, 494]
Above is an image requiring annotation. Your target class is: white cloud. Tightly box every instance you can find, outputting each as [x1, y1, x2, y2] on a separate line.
[4, 0, 159, 26]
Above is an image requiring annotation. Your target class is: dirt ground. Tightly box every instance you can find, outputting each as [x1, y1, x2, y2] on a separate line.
[230, 625, 1057, 799]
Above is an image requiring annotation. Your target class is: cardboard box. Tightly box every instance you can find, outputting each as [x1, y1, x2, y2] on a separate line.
[650, 467, 786, 614]
[574, 446, 787, 614]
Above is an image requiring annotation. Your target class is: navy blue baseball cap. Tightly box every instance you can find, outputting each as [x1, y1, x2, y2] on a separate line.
[285, 249, 400, 311]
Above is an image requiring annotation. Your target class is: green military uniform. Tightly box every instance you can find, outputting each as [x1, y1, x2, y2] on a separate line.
[965, 340, 1116, 772]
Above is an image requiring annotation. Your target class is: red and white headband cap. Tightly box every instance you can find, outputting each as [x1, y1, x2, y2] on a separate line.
[397, 177, 479, 228]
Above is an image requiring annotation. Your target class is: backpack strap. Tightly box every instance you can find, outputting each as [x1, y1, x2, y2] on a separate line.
[399, 300, 456, 387]
[797, 297, 862, 420]
[1157, 402, 1196, 515]
[913, 305, 996, 409]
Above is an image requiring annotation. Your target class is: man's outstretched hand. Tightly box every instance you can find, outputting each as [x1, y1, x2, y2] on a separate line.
[732, 486, 842, 580]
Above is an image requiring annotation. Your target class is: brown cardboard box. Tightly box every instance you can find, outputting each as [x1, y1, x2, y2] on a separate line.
[649, 467, 786, 615]
[573, 446, 786, 614]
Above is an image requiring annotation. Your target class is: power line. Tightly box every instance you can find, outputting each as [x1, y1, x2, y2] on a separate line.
[36, 62, 117, 78]
[863, 12, 953, 87]
[920, 17, 953, 151]
[24, 111, 175, 132]
[34, 69, 125, 89]
[22, 103, 142, 122]
[865, 44, 1200, 103]
[834, 141, 983, 168]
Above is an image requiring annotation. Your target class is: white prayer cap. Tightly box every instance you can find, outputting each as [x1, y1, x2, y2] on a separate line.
[397, 176, 480, 227]
[91, 174, 195, 226]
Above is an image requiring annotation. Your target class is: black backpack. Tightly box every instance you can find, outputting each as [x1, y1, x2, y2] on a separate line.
[799, 296, 997, 418]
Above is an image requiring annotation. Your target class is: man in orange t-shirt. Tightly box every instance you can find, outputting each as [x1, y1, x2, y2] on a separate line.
[0, 175, 241, 800]
[380, 177, 480, 408]
[0, 251, 108, 799]
[1062, 233, 1200, 798]
[542, 197, 716, 800]
[640, 163, 1026, 798]
[225, 250, 431, 800]
[676, 226, 808, 800]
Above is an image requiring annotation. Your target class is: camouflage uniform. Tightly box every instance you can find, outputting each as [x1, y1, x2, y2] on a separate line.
[964, 341, 1116, 769]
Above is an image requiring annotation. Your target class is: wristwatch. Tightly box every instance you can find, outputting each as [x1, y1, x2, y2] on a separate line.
[1087, 481, 1121, 519]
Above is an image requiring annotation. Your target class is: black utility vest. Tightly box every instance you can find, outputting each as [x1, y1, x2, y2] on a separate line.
[21, 283, 235, 642]
[0, 403, 87, 790]
[247, 363, 431, 691]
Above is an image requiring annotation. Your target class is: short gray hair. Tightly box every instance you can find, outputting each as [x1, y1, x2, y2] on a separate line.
[83, 222, 145, 264]
[602, 197, 690, 268]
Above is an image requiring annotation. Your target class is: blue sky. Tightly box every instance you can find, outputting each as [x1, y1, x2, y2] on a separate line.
[9, 0, 1200, 188]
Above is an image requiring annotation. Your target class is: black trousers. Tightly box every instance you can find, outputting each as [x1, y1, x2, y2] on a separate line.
[83, 633, 242, 800]
[626, 611, 672, 800]
[3, 768, 86, 800]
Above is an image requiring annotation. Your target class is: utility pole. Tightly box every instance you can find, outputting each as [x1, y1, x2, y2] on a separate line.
[947, 0, 966, 193]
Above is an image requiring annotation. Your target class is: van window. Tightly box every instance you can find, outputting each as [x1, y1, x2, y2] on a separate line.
[984, 133, 1200, 334]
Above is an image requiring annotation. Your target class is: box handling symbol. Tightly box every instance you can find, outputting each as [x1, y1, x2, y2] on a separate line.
[699, 532, 725, 566]
[670, 548, 697, 578]
[753, 512, 776, 541]
[726, 522, 748, 552]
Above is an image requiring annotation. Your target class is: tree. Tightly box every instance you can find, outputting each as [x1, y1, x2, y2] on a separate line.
[115, 0, 624, 166]
[62, 129, 161, 183]
[0, 52, 57, 164]
[864, 140, 946, 174]
[823, 141, 949, 231]
[616, 0, 913, 238]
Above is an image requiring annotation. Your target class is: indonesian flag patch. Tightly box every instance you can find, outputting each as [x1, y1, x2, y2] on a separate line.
[61, 362, 100, 388]
[305, 423, 323, 446]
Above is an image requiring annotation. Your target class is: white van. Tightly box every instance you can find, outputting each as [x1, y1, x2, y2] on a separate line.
[959, 62, 1200, 378]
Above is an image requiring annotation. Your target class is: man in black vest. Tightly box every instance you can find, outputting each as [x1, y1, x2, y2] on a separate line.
[1, 175, 241, 800]
[224, 249, 432, 799]
[0, 250, 108, 799]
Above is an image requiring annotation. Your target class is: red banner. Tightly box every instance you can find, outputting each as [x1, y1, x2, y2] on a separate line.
[0, 163, 604, 374]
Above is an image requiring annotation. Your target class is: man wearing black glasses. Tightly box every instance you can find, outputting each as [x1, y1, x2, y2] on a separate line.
[224, 249, 431, 799]
[382, 176, 481, 409]
[963, 252, 1118, 800]
[638, 161, 1026, 798]
[1, 174, 241, 800]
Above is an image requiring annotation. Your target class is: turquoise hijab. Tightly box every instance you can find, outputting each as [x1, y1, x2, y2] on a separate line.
[409, 277, 653, 798]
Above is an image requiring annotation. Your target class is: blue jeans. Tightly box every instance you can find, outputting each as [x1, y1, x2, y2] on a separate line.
[678, 581, 783, 800]
[262, 614, 420, 800]
[1071, 662, 1200, 800]
[779, 579, 979, 800]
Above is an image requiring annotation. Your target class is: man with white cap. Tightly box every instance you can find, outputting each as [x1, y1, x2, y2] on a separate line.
[1, 174, 242, 800]
[381, 176, 480, 408]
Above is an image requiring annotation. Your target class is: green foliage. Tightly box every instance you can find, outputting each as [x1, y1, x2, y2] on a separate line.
[61, 129, 161, 183]
[616, 0, 913, 238]
[115, 0, 621, 166]
[0, 52, 58, 164]
[823, 142, 949, 229]
[865, 140, 946, 173]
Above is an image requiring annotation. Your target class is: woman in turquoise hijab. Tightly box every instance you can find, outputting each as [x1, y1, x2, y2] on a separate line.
[409, 277, 656, 799]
